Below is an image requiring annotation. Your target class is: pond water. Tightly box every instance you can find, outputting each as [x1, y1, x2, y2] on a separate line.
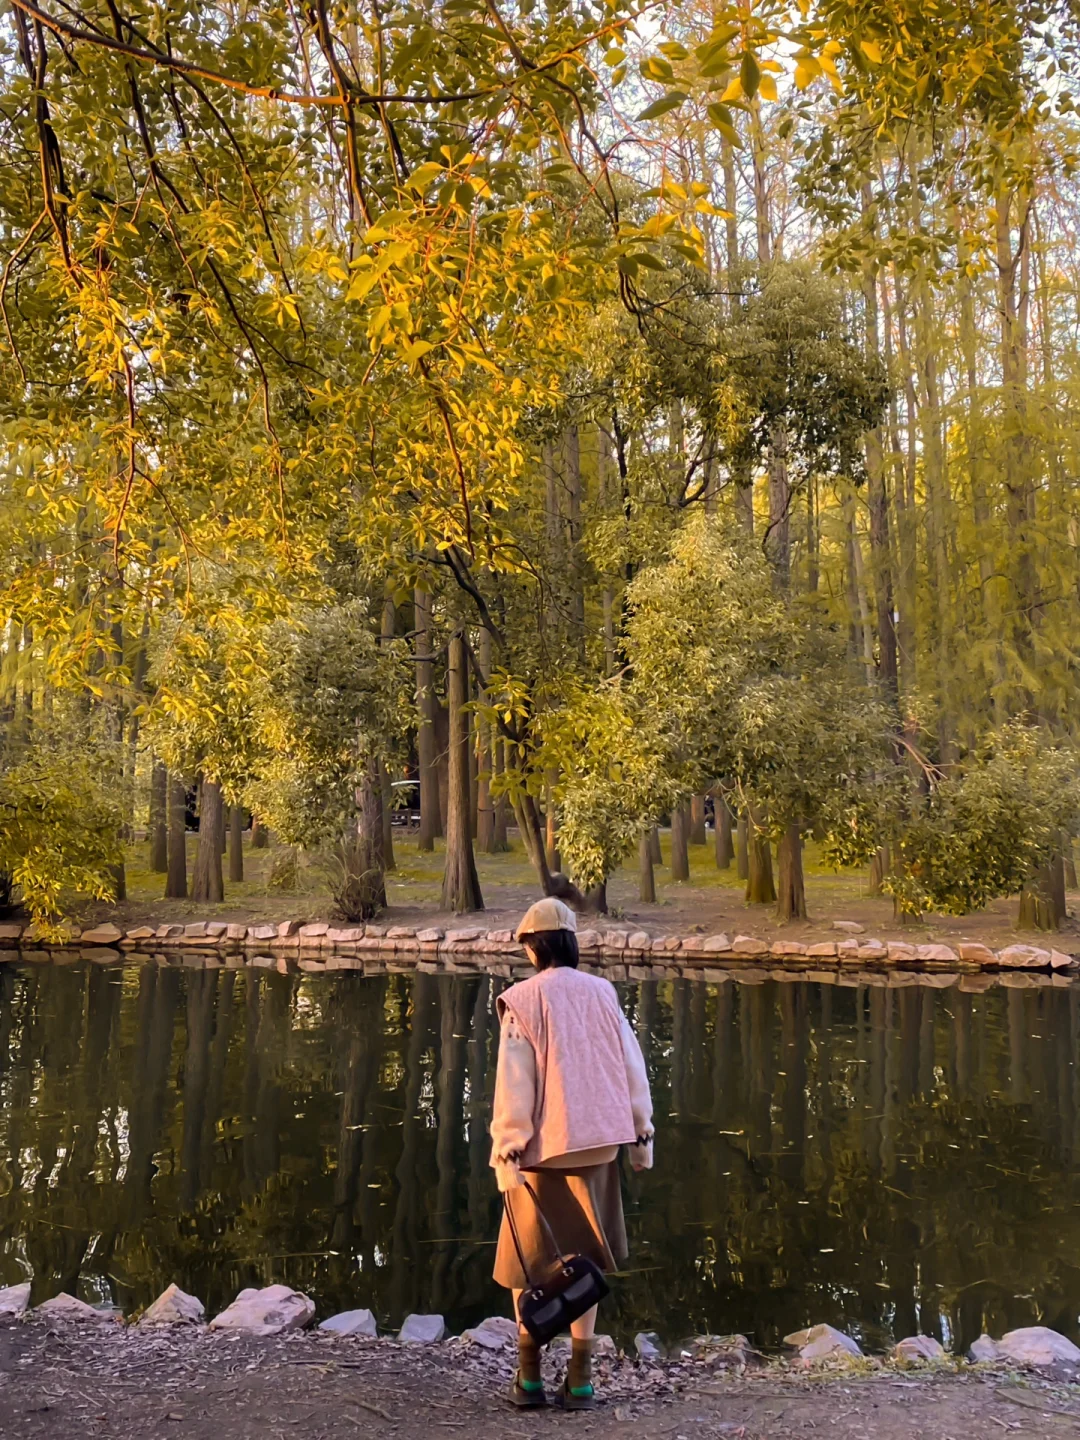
[2, 959, 1080, 1351]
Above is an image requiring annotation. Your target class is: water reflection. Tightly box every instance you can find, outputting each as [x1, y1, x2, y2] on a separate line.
[1, 960, 1079, 1349]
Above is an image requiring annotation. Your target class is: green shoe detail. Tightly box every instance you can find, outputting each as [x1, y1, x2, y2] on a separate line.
[569, 1385, 594, 1398]
[520, 1378, 544, 1394]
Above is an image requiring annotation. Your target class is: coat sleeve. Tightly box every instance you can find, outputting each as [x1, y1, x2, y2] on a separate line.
[620, 1013, 655, 1171]
[490, 1008, 537, 1192]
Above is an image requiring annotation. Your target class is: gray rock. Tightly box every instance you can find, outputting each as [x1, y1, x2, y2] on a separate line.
[139, 1284, 204, 1327]
[968, 1333, 1003, 1363]
[831, 920, 865, 934]
[399, 1313, 447, 1344]
[894, 1335, 946, 1364]
[209, 1285, 314, 1336]
[36, 1293, 119, 1324]
[998, 1327, 1080, 1367]
[462, 1316, 518, 1350]
[784, 1323, 862, 1361]
[0, 1282, 31, 1316]
[635, 1331, 663, 1360]
[319, 1308, 378, 1338]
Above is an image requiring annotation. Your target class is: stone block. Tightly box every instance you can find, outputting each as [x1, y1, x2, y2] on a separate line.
[680, 936, 704, 953]
[277, 920, 301, 938]
[968, 1334, 1003, 1363]
[206, 922, 229, 938]
[210, 1285, 315, 1336]
[731, 935, 768, 957]
[857, 941, 887, 960]
[701, 934, 732, 955]
[443, 928, 485, 947]
[183, 922, 208, 939]
[416, 928, 444, 944]
[576, 930, 601, 951]
[326, 926, 364, 944]
[462, 1315, 517, 1350]
[0, 1282, 31, 1316]
[299, 922, 329, 939]
[603, 930, 628, 950]
[248, 924, 277, 942]
[627, 931, 651, 951]
[386, 926, 416, 940]
[80, 924, 124, 945]
[125, 926, 156, 942]
[886, 942, 917, 962]
[1050, 949, 1075, 970]
[139, 1284, 205, 1327]
[958, 942, 996, 965]
[771, 941, 806, 957]
[998, 1326, 1080, 1367]
[806, 942, 837, 958]
[916, 944, 957, 962]
[998, 944, 1051, 969]
[320, 1308, 378, 1338]
[0, 922, 23, 942]
[399, 1313, 446, 1344]
[831, 920, 865, 934]
[156, 923, 184, 940]
[37, 1293, 119, 1324]
[784, 1323, 861, 1361]
[226, 923, 248, 941]
[486, 930, 515, 946]
[836, 939, 861, 961]
[894, 1335, 945, 1364]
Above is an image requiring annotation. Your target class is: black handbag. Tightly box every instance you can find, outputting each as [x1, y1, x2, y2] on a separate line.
[504, 1177, 610, 1345]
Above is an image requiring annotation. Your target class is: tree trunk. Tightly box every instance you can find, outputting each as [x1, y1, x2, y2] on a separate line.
[585, 882, 607, 915]
[736, 813, 749, 880]
[862, 186, 898, 699]
[544, 775, 560, 874]
[341, 757, 387, 920]
[111, 861, 127, 902]
[379, 760, 396, 871]
[476, 627, 496, 853]
[251, 815, 270, 848]
[690, 793, 707, 846]
[492, 734, 510, 853]
[776, 823, 806, 920]
[745, 808, 776, 905]
[715, 792, 734, 869]
[149, 758, 168, 873]
[869, 844, 890, 896]
[670, 804, 690, 882]
[638, 831, 656, 902]
[649, 826, 662, 865]
[191, 780, 225, 903]
[165, 772, 188, 899]
[415, 587, 441, 850]
[565, 426, 585, 660]
[229, 805, 244, 883]
[440, 632, 484, 913]
[1065, 844, 1078, 890]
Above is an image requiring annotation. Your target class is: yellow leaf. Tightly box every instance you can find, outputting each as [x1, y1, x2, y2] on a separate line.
[758, 73, 778, 101]
[861, 39, 883, 64]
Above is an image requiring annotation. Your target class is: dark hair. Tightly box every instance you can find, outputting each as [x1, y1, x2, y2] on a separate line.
[520, 929, 580, 970]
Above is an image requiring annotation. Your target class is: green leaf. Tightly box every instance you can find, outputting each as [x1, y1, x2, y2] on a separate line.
[740, 51, 761, 98]
[637, 91, 689, 121]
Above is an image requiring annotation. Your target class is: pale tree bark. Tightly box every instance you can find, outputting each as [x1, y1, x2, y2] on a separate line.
[415, 587, 441, 850]
[476, 627, 496, 853]
[861, 188, 898, 699]
[191, 780, 224, 904]
[229, 805, 244, 883]
[341, 758, 387, 920]
[380, 595, 397, 871]
[149, 758, 168, 873]
[736, 813, 749, 880]
[886, 269, 919, 698]
[598, 425, 617, 675]
[441, 631, 483, 913]
[649, 825, 662, 866]
[565, 426, 585, 659]
[165, 772, 188, 899]
[714, 790, 735, 869]
[251, 816, 270, 848]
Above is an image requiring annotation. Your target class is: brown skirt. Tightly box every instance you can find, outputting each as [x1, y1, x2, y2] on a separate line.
[493, 1160, 628, 1290]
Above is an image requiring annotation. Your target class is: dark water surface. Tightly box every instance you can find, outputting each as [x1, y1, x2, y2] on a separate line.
[2, 959, 1080, 1350]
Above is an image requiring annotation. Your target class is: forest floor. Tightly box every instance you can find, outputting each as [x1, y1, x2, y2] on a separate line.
[2, 1318, 1080, 1440]
[70, 829, 1080, 954]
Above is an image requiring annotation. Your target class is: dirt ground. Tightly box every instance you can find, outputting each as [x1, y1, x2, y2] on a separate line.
[69, 831, 1080, 954]
[3, 1320, 1080, 1440]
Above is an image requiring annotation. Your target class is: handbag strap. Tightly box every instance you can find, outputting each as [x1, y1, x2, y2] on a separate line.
[503, 1175, 569, 1290]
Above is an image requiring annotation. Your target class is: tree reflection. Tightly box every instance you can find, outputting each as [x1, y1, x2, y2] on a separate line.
[3, 959, 1080, 1348]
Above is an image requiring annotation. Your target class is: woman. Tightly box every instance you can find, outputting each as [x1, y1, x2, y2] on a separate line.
[490, 897, 654, 1409]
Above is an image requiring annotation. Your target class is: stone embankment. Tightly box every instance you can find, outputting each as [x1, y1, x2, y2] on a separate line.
[0, 915, 1077, 985]
[3, 1278, 1079, 1381]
